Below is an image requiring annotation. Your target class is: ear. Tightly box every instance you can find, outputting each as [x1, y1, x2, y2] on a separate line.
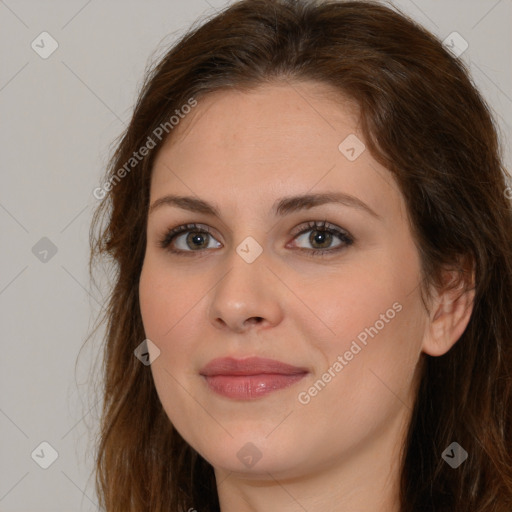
[422, 263, 475, 357]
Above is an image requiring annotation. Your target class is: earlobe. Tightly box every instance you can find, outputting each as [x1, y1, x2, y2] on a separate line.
[422, 269, 475, 357]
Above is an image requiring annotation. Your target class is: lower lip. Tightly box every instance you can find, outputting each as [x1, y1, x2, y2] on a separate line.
[202, 373, 307, 399]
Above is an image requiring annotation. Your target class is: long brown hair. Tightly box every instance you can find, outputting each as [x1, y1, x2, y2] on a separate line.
[88, 0, 512, 510]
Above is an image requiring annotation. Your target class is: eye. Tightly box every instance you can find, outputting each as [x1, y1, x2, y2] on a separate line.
[158, 220, 354, 257]
[288, 220, 354, 256]
[158, 223, 221, 255]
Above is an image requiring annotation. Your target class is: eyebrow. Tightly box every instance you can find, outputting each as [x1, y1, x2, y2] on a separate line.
[148, 192, 380, 219]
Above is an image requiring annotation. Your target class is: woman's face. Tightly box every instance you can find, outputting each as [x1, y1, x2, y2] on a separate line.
[139, 81, 430, 480]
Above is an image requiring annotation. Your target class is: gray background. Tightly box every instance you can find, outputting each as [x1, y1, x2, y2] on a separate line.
[1, 0, 510, 510]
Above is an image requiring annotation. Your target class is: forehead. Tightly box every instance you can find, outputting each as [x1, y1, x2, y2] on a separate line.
[150, 81, 404, 222]
[154, 81, 359, 171]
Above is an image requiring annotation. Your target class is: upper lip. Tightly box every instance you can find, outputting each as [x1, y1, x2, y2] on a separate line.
[200, 357, 308, 376]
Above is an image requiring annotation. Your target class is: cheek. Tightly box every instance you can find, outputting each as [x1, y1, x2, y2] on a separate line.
[301, 265, 407, 350]
[297, 291, 424, 452]
[304, 255, 425, 396]
[139, 258, 200, 342]
[139, 262, 201, 424]
[139, 267, 171, 342]
[138, 258, 213, 398]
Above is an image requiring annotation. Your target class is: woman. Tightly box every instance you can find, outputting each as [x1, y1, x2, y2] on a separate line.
[89, 0, 512, 510]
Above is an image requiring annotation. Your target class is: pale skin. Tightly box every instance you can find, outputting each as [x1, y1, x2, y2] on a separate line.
[138, 81, 474, 512]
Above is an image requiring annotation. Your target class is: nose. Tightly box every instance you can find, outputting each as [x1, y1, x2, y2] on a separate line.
[207, 247, 284, 334]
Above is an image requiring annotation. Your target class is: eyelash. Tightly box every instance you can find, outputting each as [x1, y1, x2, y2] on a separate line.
[157, 220, 354, 258]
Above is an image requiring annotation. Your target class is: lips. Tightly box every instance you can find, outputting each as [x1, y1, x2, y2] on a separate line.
[200, 356, 308, 376]
[199, 357, 309, 400]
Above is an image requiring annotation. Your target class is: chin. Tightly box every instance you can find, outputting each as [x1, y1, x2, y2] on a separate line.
[190, 432, 311, 479]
